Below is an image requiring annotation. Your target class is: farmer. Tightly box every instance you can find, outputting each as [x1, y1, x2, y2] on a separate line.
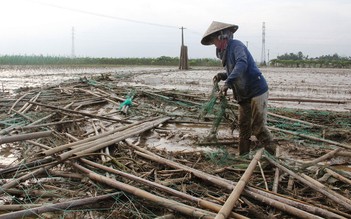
[201, 21, 275, 155]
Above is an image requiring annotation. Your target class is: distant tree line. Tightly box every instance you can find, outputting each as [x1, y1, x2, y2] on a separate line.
[3, 54, 349, 68]
[0, 55, 221, 67]
[270, 52, 351, 68]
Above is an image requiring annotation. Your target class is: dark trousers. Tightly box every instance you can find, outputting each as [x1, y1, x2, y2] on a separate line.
[238, 91, 272, 155]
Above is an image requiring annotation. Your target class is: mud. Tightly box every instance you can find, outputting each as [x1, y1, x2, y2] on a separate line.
[0, 65, 350, 218]
[1, 65, 350, 159]
[1, 66, 350, 111]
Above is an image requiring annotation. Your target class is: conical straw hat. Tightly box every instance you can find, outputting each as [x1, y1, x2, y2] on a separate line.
[201, 21, 238, 45]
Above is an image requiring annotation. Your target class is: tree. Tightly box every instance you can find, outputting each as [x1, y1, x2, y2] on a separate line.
[277, 51, 305, 61]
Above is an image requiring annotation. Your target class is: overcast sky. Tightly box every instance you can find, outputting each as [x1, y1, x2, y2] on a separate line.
[1, 0, 350, 61]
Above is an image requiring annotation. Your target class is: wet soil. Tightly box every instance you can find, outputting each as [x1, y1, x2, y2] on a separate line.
[1, 66, 350, 111]
[0, 65, 350, 218]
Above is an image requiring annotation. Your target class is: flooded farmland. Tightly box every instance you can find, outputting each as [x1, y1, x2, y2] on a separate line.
[0, 65, 350, 218]
[1, 65, 350, 111]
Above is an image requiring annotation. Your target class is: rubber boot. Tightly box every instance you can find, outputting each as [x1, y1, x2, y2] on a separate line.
[263, 140, 276, 155]
[239, 139, 251, 155]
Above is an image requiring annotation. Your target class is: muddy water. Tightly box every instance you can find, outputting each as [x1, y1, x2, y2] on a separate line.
[1, 66, 350, 108]
[140, 122, 236, 153]
[0, 66, 350, 169]
[1, 66, 350, 111]
[124, 66, 351, 111]
[0, 65, 175, 93]
[0, 144, 18, 168]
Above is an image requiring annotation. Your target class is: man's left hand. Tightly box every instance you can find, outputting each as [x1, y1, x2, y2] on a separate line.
[219, 84, 228, 96]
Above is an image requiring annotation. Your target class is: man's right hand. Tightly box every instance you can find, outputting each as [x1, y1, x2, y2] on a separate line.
[219, 84, 229, 96]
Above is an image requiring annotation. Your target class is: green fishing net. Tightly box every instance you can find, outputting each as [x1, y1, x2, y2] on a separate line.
[201, 82, 229, 139]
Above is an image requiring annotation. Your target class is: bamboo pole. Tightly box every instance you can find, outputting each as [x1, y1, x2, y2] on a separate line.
[22, 101, 76, 126]
[272, 147, 281, 193]
[7, 92, 32, 114]
[268, 112, 324, 128]
[301, 173, 351, 207]
[287, 175, 294, 191]
[243, 189, 323, 219]
[0, 164, 56, 194]
[96, 87, 139, 106]
[265, 155, 351, 210]
[131, 147, 345, 219]
[42, 184, 80, 196]
[1, 111, 75, 134]
[268, 97, 346, 104]
[26, 140, 52, 150]
[4, 188, 60, 198]
[135, 149, 326, 219]
[72, 163, 217, 219]
[11, 93, 35, 116]
[16, 118, 85, 131]
[302, 148, 342, 168]
[10, 108, 35, 122]
[0, 157, 54, 176]
[335, 151, 351, 157]
[0, 204, 42, 211]
[15, 92, 40, 115]
[42, 125, 123, 155]
[215, 148, 264, 219]
[0, 124, 20, 135]
[324, 168, 351, 185]
[29, 101, 132, 124]
[58, 117, 170, 160]
[142, 91, 193, 108]
[80, 120, 115, 137]
[41, 117, 150, 156]
[312, 203, 351, 219]
[150, 90, 201, 106]
[0, 130, 52, 144]
[21, 91, 41, 114]
[69, 97, 105, 107]
[59, 117, 170, 160]
[65, 133, 80, 141]
[0, 192, 121, 219]
[241, 197, 273, 219]
[78, 88, 120, 106]
[154, 214, 175, 219]
[29, 111, 57, 125]
[80, 158, 248, 219]
[268, 126, 351, 149]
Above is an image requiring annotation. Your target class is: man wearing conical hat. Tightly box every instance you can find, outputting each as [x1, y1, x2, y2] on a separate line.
[201, 21, 274, 155]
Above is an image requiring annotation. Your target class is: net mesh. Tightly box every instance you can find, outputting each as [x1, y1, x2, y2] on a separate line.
[201, 82, 229, 139]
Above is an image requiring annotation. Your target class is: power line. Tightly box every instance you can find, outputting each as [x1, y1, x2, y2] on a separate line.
[30, 0, 179, 29]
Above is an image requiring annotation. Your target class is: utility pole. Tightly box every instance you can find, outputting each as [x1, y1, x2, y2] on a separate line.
[181, 26, 185, 46]
[261, 22, 266, 66]
[179, 26, 188, 70]
[71, 27, 75, 58]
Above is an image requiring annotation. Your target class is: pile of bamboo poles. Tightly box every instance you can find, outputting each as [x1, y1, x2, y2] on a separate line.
[0, 75, 350, 219]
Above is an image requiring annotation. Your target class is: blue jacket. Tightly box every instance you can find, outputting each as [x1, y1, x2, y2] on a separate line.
[224, 39, 268, 103]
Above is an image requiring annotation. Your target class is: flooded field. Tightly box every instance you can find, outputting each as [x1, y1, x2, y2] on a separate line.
[1, 65, 350, 111]
[0, 65, 350, 218]
[0, 65, 174, 93]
